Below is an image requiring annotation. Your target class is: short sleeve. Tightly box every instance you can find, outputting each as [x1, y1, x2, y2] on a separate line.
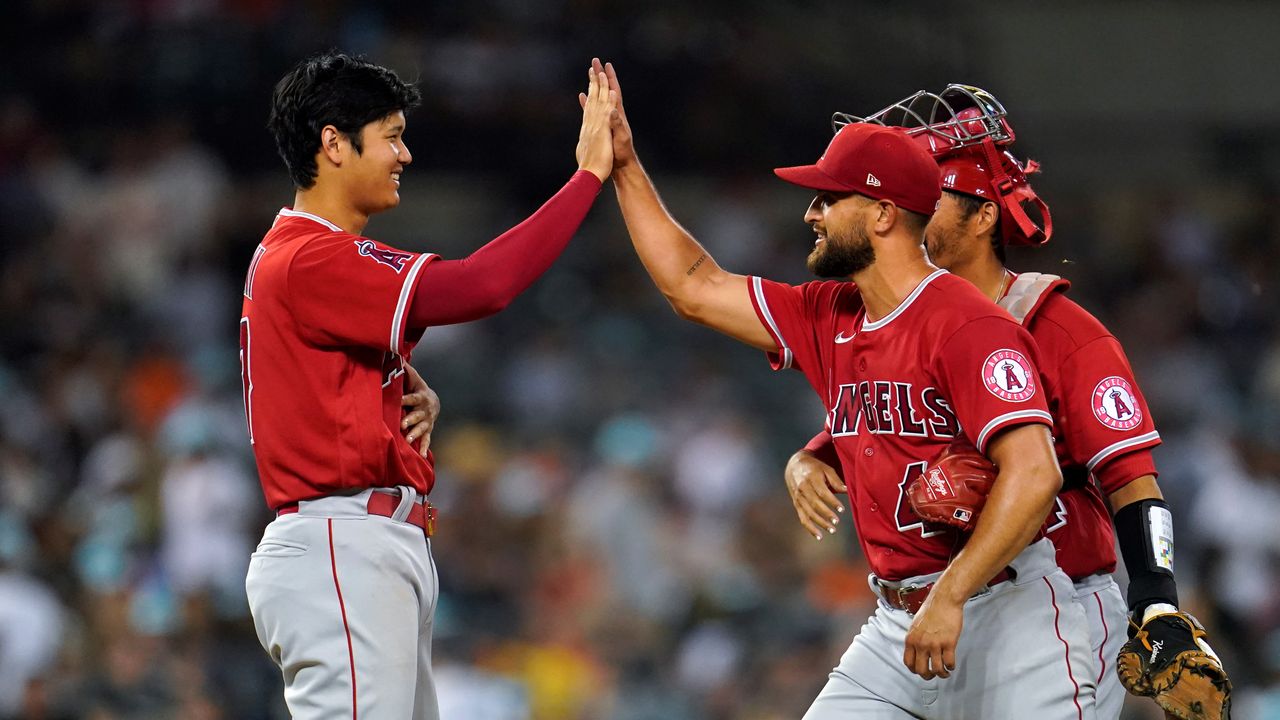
[932, 315, 1054, 453]
[288, 233, 437, 353]
[747, 276, 857, 377]
[1054, 335, 1161, 494]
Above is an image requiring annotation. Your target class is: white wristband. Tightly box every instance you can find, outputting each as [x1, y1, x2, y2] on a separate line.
[1141, 602, 1179, 624]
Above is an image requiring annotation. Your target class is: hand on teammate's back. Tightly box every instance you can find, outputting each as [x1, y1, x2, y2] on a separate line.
[400, 364, 440, 457]
[575, 60, 618, 183]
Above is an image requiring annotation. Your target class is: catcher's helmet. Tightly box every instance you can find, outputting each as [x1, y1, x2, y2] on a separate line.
[833, 84, 1051, 246]
[832, 84, 1015, 152]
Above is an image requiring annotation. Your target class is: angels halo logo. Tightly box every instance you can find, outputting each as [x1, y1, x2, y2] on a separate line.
[354, 240, 413, 273]
[1092, 376, 1142, 430]
[982, 349, 1036, 402]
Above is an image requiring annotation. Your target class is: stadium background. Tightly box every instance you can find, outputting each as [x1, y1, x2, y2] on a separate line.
[2, 1, 1279, 718]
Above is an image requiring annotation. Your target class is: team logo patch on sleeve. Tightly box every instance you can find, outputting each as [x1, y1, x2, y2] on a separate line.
[982, 349, 1036, 402]
[1092, 376, 1143, 430]
[354, 240, 414, 273]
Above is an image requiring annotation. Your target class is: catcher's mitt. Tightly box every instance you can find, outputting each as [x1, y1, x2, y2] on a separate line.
[906, 439, 995, 533]
[1116, 609, 1232, 720]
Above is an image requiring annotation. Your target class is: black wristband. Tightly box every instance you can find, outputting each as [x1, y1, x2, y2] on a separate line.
[1114, 499, 1179, 616]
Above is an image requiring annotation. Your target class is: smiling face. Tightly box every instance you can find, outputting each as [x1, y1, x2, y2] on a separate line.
[804, 191, 877, 277]
[344, 111, 412, 216]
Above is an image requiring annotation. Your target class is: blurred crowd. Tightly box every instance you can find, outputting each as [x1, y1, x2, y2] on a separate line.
[3, 2, 1280, 719]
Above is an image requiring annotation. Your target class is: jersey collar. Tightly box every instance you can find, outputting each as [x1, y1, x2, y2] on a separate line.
[861, 268, 948, 332]
[277, 208, 343, 233]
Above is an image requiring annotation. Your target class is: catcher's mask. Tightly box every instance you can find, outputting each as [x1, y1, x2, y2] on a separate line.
[833, 84, 1052, 246]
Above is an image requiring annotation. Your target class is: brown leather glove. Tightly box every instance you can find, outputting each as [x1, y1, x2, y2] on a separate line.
[1116, 609, 1232, 720]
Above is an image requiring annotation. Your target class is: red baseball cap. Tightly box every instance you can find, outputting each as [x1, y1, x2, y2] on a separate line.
[774, 123, 942, 216]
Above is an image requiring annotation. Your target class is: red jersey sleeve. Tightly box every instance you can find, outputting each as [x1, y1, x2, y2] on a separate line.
[803, 429, 842, 474]
[932, 316, 1054, 454]
[1053, 335, 1161, 494]
[747, 276, 857, 377]
[287, 233, 438, 354]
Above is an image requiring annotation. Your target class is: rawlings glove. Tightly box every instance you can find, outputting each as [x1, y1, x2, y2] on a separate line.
[906, 439, 995, 533]
[1116, 608, 1232, 720]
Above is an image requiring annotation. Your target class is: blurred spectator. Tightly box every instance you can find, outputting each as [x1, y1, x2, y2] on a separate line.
[0, 567, 65, 716]
[157, 402, 257, 622]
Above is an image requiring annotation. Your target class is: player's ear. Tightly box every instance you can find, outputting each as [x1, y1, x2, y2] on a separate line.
[874, 200, 897, 234]
[319, 125, 345, 167]
[978, 201, 999, 236]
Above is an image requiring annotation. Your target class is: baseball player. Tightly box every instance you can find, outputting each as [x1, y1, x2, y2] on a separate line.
[785, 85, 1230, 720]
[596, 59, 1095, 719]
[240, 52, 617, 718]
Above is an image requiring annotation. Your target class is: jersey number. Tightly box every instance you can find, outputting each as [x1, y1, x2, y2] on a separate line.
[243, 245, 266, 299]
[1043, 496, 1068, 534]
[894, 461, 947, 538]
[381, 351, 405, 388]
[239, 317, 254, 444]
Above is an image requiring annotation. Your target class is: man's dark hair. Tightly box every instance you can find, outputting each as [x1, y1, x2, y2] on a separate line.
[268, 51, 422, 189]
[951, 192, 1005, 263]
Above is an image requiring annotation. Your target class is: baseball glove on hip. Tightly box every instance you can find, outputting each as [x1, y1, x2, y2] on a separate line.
[1116, 609, 1232, 720]
[906, 439, 995, 533]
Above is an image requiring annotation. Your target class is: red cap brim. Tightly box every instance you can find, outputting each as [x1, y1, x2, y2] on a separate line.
[773, 164, 855, 192]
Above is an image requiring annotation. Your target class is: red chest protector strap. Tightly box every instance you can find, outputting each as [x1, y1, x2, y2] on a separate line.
[999, 272, 1070, 326]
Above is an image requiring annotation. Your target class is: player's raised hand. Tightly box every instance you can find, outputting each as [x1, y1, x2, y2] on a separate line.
[580, 59, 635, 170]
[784, 450, 845, 540]
[600, 60, 635, 170]
[575, 61, 618, 183]
[400, 364, 440, 457]
[904, 593, 963, 681]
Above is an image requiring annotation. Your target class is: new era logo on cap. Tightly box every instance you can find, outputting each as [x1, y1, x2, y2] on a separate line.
[772, 124, 943, 216]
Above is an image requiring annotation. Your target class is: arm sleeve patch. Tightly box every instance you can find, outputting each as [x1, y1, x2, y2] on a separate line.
[287, 233, 435, 352]
[934, 316, 1053, 453]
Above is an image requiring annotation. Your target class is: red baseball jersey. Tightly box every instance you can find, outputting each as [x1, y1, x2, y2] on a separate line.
[751, 269, 1053, 581]
[240, 209, 438, 510]
[1001, 272, 1160, 579]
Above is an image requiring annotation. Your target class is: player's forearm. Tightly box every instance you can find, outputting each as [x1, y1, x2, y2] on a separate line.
[934, 430, 1061, 603]
[612, 161, 726, 317]
[1107, 474, 1162, 512]
[1111, 474, 1180, 616]
[936, 464, 1059, 603]
[408, 170, 601, 327]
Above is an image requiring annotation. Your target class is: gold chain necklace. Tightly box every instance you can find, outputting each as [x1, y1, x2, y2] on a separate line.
[993, 270, 1011, 302]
